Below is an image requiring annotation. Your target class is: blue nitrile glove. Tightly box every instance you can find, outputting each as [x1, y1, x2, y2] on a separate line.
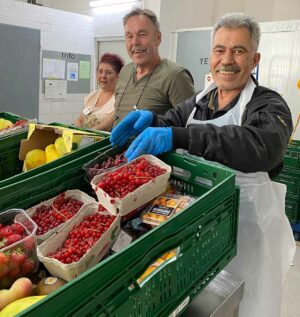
[125, 127, 173, 161]
[110, 110, 153, 147]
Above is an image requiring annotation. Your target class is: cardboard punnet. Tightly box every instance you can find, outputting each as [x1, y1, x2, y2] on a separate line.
[26, 190, 95, 244]
[91, 155, 172, 216]
[37, 202, 120, 281]
[19, 123, 104, 162]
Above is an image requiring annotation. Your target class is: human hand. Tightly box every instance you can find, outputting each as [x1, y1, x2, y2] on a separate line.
[110, 110, 153, 147]
[125, 127, 173, 161]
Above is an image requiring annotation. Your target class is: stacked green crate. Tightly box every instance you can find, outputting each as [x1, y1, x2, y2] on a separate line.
[0, 130, 28, 181]
[274, 140, 300, 224]
[0, 112, 29, 126]
[0, 112, 30, 137]
[0, 112, 31, 180]
[0, 151, 239, 317]
[0, 122, 110, 188]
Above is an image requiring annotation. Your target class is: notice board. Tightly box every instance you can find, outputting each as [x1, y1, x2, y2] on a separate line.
[42, 50, 91, 95]
[0, 23, 40, 118]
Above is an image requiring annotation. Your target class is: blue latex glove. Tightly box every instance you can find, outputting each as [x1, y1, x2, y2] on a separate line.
[125, 127, 173, 161]
[110, 110, 153, 147]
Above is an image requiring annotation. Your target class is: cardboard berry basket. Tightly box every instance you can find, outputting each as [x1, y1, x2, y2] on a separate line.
[91, 154, 172, 216]
[37, 202, 120, 281]
[26, 190, 95, 244]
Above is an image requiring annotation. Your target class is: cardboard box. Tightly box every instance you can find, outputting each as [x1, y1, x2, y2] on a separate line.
[91, 155, 172, 216]
[37, 202, 120, 281]
[19, 123, 104, 164]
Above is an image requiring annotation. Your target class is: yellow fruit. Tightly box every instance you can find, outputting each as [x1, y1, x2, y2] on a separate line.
[24, 149, 46, 170]
[45, 144, 61, 163]
[0, 118, 13, 130]
[54, 137, 67, 156]
[0, 296, 45, 317]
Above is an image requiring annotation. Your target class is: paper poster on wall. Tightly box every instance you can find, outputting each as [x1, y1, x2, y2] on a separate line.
[43, 58, 65, 79]
[45, 79, 67, 99]
[67, 62, 79, 81]
[79, 61, 91, 79]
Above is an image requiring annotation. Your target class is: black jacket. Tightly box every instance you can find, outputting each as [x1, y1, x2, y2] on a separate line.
[152, 85, 293, 176]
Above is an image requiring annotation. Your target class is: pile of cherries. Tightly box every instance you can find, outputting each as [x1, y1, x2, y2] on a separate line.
[47, 210, 116, 264]
[31, 193, 83, 236]
[87, 152, 127, 181]
[97, 157, 166, 198]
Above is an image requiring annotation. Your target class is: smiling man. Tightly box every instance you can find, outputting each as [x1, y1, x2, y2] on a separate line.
[113, 8, 195, 125]
[110, 12, 295, 317]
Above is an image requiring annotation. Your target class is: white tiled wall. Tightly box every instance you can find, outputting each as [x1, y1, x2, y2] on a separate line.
[0, 0, 95, 124]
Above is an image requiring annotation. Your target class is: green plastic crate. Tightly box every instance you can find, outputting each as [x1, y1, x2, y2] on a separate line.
[0, 131, 28, 180]
[0, 111, 29, 124]
[284, 140, 300, 169]
[0, 126, 110, 186]
[285, 193, 300, 224]
[274, 167, 300, 196]
[0, 145, 113, 212]
[0, 112, 31, 139]
[6, 152, 238, 317]
[48, 122, 108, 135]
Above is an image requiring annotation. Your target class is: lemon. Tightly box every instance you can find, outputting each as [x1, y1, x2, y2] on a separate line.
[45, 144, 61, 163]
[24, 149, 46, 170]
[0, 118, 13, 130]
[0, 296, 46, 317]
[54, 137, 67, 156]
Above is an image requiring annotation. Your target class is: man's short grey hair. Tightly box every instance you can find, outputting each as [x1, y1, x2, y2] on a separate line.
[123, 8, 160, 32]
[212, 12, 261, 52]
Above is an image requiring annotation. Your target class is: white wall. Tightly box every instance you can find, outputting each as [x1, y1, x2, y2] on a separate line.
[3, 0, 300, 127]
[159, 0, 300, 58]
[0, 0, 94, 124]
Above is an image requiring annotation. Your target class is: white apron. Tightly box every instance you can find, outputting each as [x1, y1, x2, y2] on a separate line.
[186, 78, 296, 317]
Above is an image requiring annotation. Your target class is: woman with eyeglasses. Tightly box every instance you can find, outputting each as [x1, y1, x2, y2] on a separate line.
[75, 53, 124, 131]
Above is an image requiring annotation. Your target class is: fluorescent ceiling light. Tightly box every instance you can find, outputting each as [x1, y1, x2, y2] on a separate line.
[89, 0, 138, 8]
[92, 3, 138, 15]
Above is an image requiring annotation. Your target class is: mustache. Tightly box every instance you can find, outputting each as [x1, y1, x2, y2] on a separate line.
[132, 46, 144, 51]
[216, 65, 240, 72]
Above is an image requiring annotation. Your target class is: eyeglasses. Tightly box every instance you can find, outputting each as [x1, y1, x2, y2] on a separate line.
[96, 69, 115, 76]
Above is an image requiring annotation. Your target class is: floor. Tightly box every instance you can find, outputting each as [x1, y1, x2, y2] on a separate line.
[281, 242, 300, 317]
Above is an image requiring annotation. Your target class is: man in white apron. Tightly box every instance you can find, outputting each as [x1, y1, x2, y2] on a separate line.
[110, 12, 296, 317]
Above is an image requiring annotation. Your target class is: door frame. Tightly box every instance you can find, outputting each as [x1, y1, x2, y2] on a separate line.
[93, 36, 126, 89]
